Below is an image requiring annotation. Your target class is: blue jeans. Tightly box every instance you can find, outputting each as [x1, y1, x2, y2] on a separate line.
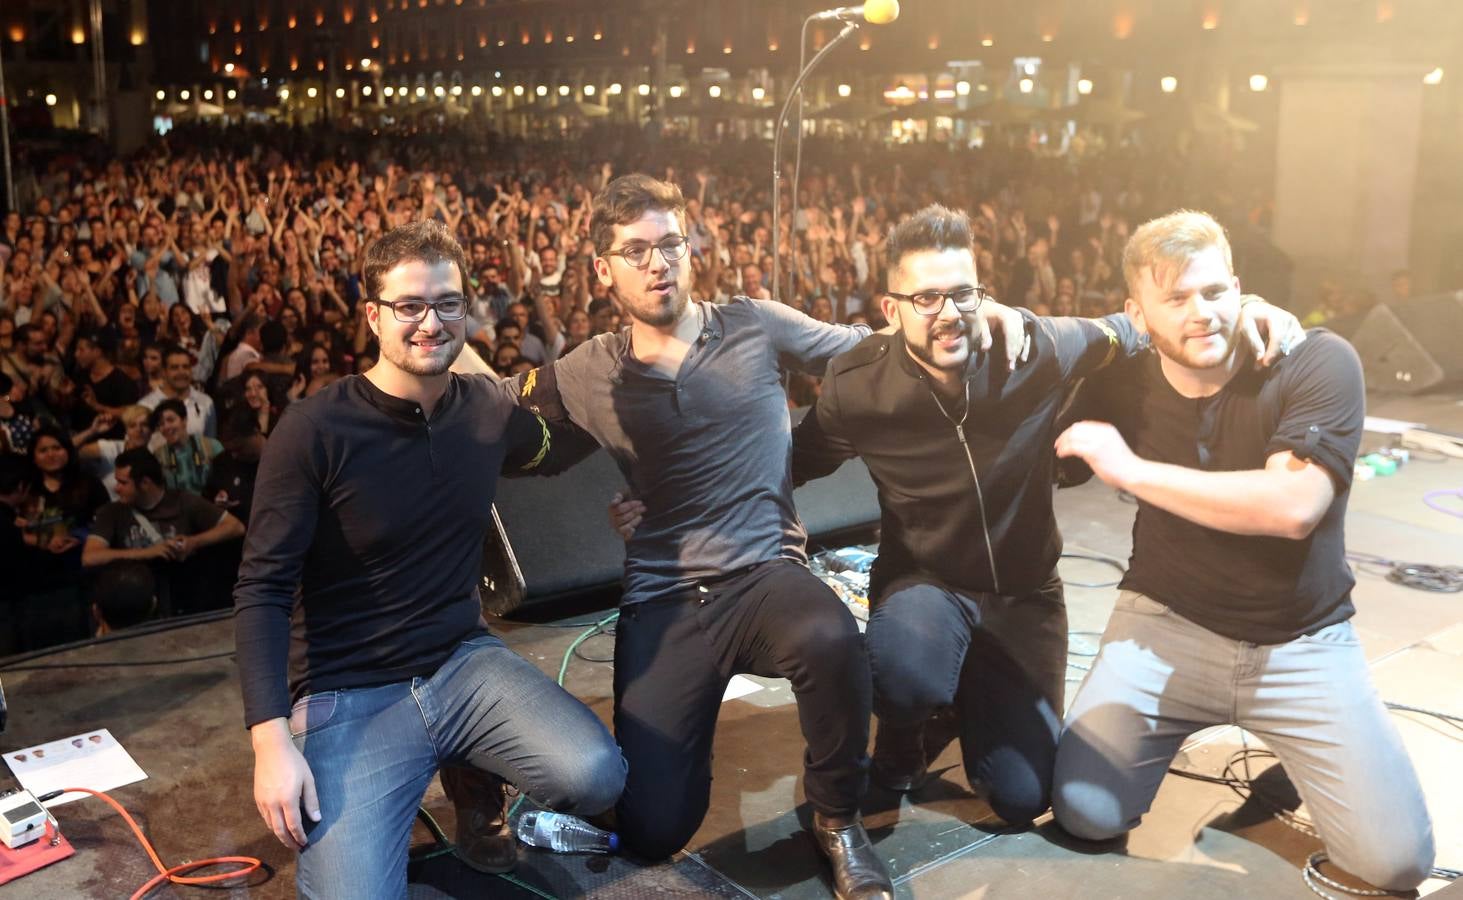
[290, 633, 626, 898]
[866, 573, 1067, 825]
[1054, 591, 1434, 891]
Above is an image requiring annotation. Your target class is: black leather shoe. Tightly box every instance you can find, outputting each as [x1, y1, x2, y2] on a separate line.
[809, 812, 895, 900]
[871, 719, 927, 793]
[439, 767, 517, 874]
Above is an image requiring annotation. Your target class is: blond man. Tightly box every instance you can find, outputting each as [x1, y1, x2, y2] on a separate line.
[1051, 211, 1434, 891]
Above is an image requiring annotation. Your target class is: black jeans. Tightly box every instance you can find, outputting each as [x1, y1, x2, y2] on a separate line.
[612, 559, 872, 860]
[866, 571, 1067, 826]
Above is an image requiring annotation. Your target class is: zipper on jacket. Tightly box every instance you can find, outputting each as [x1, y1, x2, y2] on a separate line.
[928, 380, 1001, 594]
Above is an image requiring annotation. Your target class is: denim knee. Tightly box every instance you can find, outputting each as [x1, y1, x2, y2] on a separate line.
[1331, 836, 1434, 892]
[1051, 778, 1132, 842]
[548, 741, 627, 817]
[872, 656, 949, 723]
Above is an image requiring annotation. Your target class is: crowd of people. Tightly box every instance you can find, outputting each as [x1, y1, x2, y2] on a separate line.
[1, 119, 1272, 650]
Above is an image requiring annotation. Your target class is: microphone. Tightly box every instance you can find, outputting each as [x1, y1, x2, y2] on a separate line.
[809, 0, 900, 25]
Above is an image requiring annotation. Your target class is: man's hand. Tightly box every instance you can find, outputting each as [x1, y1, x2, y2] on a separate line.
[968, 299, 1031, 370]
[607, 492, 644, 542]
[1055, 421, 1144, 489]
[145, 539, 182, 562]
[1237, 296, 1307, 367]
[251, 718, 321, 850]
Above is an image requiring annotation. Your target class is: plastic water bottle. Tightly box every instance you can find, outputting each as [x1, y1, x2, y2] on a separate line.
[514, 811, 620, 854]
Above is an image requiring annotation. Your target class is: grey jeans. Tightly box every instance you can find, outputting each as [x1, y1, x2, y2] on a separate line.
[1053, 590, 1435, 891]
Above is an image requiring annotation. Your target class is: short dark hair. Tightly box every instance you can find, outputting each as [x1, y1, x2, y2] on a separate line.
[115, 446, 165, 487]
[362, 219, 469, 301]
[76, 330, 115, 358]
[259, 320, 288, 354]
[590, 174, 686, 255]
[884, 205, 975, 284]
[161, 343, 190, 366]
[93, 562, 157, 631]
[0, 371, 11, 396]
[149, 398, 188, 431]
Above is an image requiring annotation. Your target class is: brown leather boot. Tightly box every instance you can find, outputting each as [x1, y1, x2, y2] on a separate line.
[809, 812, 894, 900]
[439, 766, 517, 874]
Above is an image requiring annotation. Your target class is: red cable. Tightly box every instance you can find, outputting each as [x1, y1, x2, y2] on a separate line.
[56, 786, 262, 900]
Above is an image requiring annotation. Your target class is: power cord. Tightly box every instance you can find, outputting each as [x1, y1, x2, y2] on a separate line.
[36, 786, 263, 900]
[1166, 715, 1461, 899]
[1059, 549, 1127, 589]
[1345, 551, 1463, 593]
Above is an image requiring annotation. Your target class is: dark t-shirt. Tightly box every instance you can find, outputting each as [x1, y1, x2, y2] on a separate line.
[72, 366, 141, 435]
[90, 490, 226, 549]
[1098, 330, 1365, 644]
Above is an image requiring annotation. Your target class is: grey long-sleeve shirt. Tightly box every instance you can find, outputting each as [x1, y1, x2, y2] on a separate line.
[511, 297, 869, 604]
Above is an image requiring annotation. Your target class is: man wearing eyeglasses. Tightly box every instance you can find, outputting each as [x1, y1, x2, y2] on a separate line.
[783, 205, 1305, 831]
[235, 221, 625, 897]
[481, 175, 1029, 900]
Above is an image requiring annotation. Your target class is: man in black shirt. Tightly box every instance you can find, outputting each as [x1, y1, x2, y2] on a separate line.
[84, 447, 245, 616]
[785, 205, 1300, 827]
[234, 221, 623, 897]
[1051, 210, 1434, 891]
[71, 331, 139, 437]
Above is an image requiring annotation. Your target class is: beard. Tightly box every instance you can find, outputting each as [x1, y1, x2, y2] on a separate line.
[621, 276, 691, 328]
[903, 317, 971, 376]
[1147, 322, 1238, 370]
[379, 330, 465, 376]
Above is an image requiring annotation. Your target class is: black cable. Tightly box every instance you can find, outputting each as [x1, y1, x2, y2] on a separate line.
[570, 628, 616, 664]
[0, 608, 232, 669]
[1059, 551, 1127, 589]
[1345, 551, 1463, 593]
[1, 650, 236, 672]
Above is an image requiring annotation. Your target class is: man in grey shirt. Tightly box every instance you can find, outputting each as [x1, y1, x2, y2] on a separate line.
[485, 175, 1023, 900]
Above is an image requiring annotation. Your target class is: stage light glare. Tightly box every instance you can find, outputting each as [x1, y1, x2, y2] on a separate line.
[955, 80, 970, 96]
[306, 87, 317, 98]
[1019, 78, 1034, 94]
[45, 93, 57, 107]
[1160, 75, 1178, 93]
[181, 89, 191, 100]
[1423, 67, 1444, 86]
[751, 86, 766, 101]
[638, 83, 650, 96]
[708, 85, 722, 98]
[156, 89, 166, 101]
[1078, 78, 1093, 95]
[1249, 74, 1268, 92]
[669, 85, 683, 98]
[204, 89, 214, 100]
[838, 83, 852, 97]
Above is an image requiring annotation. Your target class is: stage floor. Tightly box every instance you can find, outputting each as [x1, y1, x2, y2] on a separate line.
[3, 391, 1461, 899]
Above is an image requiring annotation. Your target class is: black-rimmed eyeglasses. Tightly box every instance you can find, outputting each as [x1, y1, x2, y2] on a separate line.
[370, 297, 468, 322]
[886, 285, 992, 317]
[600, 235, 690, 269]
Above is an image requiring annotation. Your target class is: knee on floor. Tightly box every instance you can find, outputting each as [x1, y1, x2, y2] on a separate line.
[544, 743, 628, 817]
[1051, 781, 1134, 843]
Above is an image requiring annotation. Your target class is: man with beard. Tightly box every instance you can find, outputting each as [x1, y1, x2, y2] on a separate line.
[1051, 210, 1434, 891]
[472, 176, 1027, 900]
[647, 205, 1301, 832]
[234, 220, 624, 896]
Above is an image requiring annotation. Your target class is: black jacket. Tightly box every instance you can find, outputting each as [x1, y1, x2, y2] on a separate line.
[791, 311, 1141, 601]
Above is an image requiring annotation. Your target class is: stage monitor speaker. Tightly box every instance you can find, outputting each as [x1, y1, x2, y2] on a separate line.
[480, 415, 882, 616]
[1347, 293, 1463, 394]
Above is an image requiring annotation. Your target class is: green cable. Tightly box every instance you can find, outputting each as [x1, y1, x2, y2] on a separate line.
[413, 613, 623, 894]
[509, 612, 622, 820]
[416, 806, 561, 899]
